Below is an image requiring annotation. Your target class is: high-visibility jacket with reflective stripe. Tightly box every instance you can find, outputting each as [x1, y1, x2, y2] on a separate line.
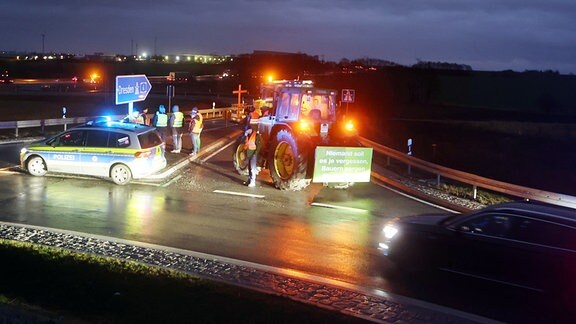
[249, 111, 260, 124]
[155, 113, 168, 127]
[244, 131, 257, 150]
[171, 112, 184, 127]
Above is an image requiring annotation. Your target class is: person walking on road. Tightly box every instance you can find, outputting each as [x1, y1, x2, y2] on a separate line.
[188, 106, 203, 156]
[169, 105, 184, 153]
[243, 128, 261, 187]
[152, 104, 168, 143]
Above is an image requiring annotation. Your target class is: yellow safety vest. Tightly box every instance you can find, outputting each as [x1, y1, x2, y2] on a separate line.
[172, 112, 184, 127]
[191, 113, 203, 133]
[156, 113, 168, 127]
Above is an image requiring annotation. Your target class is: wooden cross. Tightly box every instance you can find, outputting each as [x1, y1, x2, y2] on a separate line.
[233, 84, 248, 106]
[232, 84, 248, 117]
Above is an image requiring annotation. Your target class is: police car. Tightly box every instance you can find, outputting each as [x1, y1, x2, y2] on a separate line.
[20, 118, 167, 185]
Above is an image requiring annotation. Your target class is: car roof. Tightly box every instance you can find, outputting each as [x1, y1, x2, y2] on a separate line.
[74, 120, 154, 134]
[470, 201, 576, 224]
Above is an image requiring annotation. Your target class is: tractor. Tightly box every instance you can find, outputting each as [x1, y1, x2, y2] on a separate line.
[233, 80, 369, 191]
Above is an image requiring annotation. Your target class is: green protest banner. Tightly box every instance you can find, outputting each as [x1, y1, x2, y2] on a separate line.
[312, 146, 373, 183]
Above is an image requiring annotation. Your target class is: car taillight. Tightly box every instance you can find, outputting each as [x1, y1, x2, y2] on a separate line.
[134, 150, 152, 158]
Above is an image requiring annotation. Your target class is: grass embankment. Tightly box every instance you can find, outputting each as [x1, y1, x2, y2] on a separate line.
[0, 239, 365, 323]
[437, 183, 512, 205]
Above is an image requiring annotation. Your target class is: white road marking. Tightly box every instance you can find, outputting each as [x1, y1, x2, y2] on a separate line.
[311, 202, 368, 213]
[213, 190, 265, 199]
[200, 140, 237, 162]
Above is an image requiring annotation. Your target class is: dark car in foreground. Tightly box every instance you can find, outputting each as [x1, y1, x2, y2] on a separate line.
[378, 202, 576, 300]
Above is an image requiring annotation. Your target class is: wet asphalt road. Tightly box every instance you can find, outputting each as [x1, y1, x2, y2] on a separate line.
[0, 120, 571, 323]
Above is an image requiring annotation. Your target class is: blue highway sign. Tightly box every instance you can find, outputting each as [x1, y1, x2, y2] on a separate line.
[115, 75, 152, 105]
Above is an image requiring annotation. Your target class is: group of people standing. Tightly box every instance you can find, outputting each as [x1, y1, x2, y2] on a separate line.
[129, 103, 261, 187]
[149, 104, 203, 155]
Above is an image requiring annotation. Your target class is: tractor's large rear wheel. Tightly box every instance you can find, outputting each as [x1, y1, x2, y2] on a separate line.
[232, 135, 249, 176]
[268, 129, 310, 191]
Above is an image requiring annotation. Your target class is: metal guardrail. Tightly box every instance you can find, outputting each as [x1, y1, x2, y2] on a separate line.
[0, 108, 233, 138]
[358, 137, 576, 209]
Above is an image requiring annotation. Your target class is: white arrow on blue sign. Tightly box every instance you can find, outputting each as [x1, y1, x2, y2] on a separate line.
[115, 74, 152, 105]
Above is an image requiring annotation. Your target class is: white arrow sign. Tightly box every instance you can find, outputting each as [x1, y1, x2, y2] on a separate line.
[115, 74, 152, 105]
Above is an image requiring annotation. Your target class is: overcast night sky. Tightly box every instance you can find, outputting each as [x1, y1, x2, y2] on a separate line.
[1, 0, 576, 74]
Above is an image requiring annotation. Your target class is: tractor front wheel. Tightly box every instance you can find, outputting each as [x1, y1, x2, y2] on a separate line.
[232, 135, 249, 176]
[268, 130, 310, 191]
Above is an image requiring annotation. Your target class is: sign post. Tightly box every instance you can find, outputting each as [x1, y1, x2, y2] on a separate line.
[167, 85, 175, 111]
[115, 75, 152, 116]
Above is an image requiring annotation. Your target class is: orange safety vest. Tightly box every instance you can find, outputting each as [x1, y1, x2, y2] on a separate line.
[191, 113, 203, 133]
[244, 131, 257, 150]
[249, 111, 260, 125]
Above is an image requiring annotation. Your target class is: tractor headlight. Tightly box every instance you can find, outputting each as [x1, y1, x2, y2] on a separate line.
[344, 120, 355, 132]
[298, 119, 311, 131]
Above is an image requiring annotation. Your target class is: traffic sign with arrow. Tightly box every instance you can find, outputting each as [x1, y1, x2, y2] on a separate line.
[115, 74, 152, 105]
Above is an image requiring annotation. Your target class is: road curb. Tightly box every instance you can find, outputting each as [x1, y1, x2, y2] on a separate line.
[143, 129, 242, 181]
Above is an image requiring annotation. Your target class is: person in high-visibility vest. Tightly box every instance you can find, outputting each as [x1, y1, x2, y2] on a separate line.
[152, 104, 168, 143]
[243, 128, 261, 187]
[169, 105, 184, 153]
[122, 110, 142, 124]
[188, 106, 203, 156]
[243, 106, 260, 132]
[135, 111, 145, 125]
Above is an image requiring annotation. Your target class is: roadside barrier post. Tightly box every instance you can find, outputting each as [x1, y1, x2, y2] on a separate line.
[407, 138, 413, 175]
[63, 107, 67, 131]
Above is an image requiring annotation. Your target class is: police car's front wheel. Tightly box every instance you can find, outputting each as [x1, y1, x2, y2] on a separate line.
[110, 164, 132, 185]
[27, 156, 47, 177]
